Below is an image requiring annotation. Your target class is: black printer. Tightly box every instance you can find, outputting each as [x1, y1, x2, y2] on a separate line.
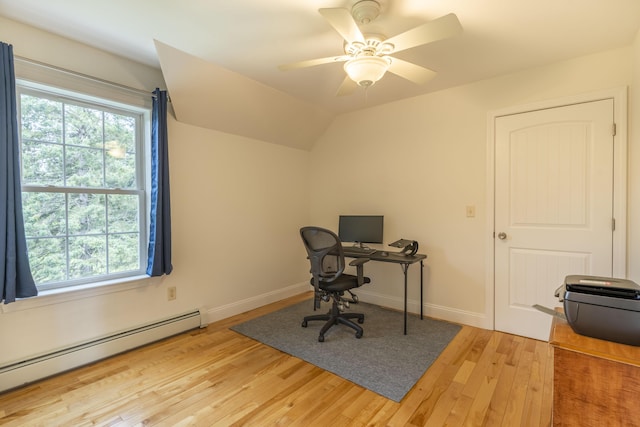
[556, 275, 640, 346]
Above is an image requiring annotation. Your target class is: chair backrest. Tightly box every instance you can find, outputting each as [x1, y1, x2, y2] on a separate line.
[300, 226, 345, 283]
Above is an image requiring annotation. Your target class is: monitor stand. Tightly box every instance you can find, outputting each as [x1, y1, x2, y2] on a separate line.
[352, 242, 371, 250]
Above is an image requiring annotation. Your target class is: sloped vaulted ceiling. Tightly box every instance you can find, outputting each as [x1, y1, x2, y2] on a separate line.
[3, 0, 640, 150]
[154, 40, 334, 151]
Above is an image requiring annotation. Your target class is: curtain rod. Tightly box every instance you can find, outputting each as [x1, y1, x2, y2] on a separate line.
[14, 55, 159, 98]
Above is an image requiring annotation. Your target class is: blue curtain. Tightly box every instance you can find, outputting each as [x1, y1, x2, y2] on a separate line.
[1, 42, 37, 303]
[146, 88, 173, 276]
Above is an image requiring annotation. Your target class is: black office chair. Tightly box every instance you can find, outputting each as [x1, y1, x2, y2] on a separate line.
[299, 226, 371, 342]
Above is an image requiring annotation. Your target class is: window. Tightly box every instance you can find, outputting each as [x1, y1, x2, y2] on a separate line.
[17, 83, 149, 291]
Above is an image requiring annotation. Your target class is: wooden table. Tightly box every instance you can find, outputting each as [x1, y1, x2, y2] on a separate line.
[549, 311, 640, 426]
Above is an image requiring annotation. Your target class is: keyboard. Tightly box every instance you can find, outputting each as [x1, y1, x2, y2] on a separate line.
[342, 246, 377, 256]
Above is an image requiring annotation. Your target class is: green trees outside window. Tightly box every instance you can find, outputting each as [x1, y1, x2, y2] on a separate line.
[19, 89, 146, 289]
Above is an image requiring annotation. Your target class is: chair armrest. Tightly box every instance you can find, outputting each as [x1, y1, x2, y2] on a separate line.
[349, 257, 370, 287]
[349, 258, 370, 267]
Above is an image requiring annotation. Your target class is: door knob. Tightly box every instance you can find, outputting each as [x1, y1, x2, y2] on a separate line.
[497, 232, 507, 240]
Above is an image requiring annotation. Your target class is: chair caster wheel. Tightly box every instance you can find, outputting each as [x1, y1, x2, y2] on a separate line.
[358, 318, 364, 324]
[301, 320, 307, 328]
[318, 335, 325, 342]
[355, 331, 363, 339]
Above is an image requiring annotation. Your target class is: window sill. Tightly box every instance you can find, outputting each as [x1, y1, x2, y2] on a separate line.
[0, 275, 156, 314]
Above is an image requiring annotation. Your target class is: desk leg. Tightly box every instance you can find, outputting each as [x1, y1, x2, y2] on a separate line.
[420, 260, 424, 320]
[402, 263, 409, 335]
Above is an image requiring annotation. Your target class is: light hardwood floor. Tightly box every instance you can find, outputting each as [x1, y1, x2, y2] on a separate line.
[0, 292, 553, 426]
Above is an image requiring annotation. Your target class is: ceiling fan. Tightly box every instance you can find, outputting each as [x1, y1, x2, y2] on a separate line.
[279, 0, 463, 96]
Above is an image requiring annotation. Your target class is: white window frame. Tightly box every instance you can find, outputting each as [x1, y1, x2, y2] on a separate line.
[14, 62, 152, 292]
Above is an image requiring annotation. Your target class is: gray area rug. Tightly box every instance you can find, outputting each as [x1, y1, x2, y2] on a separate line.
[230, 300, 461, 402]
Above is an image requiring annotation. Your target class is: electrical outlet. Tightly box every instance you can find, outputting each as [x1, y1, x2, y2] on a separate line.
[466, 205, 476, 218]
[167, 286, 177, 301]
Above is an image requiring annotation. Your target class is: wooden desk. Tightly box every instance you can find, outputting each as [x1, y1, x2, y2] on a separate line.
[549, 312, 640, 426]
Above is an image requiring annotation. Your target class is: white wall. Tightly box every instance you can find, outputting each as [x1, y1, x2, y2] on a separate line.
[309, 47, 634, 328]
[0, 18, 311, 366]
[629, 29, 640, 281]
[166, 120, 311, 317]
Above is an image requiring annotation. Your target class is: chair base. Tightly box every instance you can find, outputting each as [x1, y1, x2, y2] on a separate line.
[302, 300, 365, 342]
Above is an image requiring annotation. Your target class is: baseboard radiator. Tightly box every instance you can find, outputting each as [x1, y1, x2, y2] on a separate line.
[0, 309, 204, 393]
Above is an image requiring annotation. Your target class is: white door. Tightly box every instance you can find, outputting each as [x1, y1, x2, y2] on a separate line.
[494, 99, 615, 340]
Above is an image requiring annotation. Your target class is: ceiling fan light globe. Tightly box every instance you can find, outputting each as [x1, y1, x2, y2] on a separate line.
[344, 56, 390, 87]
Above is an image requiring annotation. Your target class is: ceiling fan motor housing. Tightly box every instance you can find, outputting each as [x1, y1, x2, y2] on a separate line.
[351, 0, 380, 25]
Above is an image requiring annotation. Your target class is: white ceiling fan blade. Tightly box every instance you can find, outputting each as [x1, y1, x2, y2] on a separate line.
[336, 76, 358, 96]
[388, 57, 437, 85]
[385, 13, 462, 53]
[319, 8, 365, 43]
[278, 55, 349, 71]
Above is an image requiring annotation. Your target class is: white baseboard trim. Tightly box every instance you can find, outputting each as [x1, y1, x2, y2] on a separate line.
[356, 289, 491, 330]
[203, 282, 309, 324]
[0, 310, 203, 393]
[203, 283, 491, 331]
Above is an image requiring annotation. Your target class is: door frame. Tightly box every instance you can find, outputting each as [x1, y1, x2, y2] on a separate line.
[485, 87, 628, 331]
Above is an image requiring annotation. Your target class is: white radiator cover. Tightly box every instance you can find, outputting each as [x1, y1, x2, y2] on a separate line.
[0, 309, 204, 393]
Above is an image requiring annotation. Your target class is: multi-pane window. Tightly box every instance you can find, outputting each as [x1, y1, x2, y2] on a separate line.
[18, 85, 147, 290]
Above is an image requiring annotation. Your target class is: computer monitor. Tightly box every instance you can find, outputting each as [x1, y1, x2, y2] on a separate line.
[338, 215, 384, 247]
